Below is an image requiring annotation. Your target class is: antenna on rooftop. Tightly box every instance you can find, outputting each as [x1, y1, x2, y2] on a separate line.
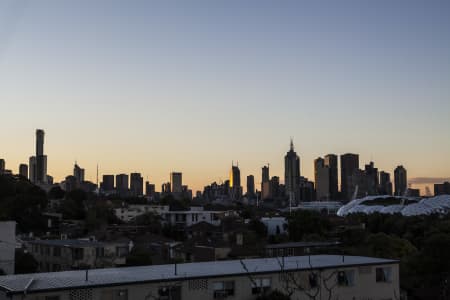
[96, 164, 99, 187]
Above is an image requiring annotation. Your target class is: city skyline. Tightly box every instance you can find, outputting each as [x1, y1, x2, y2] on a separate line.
[0, 1, 449, 193]
[0, 130, 447, 195]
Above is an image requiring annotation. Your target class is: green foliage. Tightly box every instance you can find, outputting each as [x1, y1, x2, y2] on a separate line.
[132, 212, 162, 233]
[59, 189, 87, 219]
[15, 249, 38, 274]
[248, 219, 268, 238]
[287, 210, 331, 241]
[48, 186, 65, 199]
[0, 175, 48, 233]
[125, 247, 152, 267]
[363, 232, 418, 259]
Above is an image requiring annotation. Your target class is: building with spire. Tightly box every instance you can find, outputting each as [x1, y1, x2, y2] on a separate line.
[284, 139, 300, 204]
[229, 163, 242, 201]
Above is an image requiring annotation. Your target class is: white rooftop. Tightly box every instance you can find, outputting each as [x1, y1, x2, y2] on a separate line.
[0, 255, 397, 295]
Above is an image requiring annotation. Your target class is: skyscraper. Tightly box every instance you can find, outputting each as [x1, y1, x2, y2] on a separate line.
[394, 165, 407, 196]
[314, 157, 330, 201]
[262, 165, 270, 183]
[18, 164, 28, 178]
[0, 159, 5, 174]
[73, 163, 85, 183]
[246, 175, 255, 196]
[101, 175, 115, 191]
[29, 157, 36, 183]
[379, 171, 393, 195]
[130, 173, 144, 196]
[340, 153, 359, 200]
[364, 162, 379, 195]
[35, 129, 47, 184]
[229, 164, 242, 200]
[284, 139, 300, 203]
[324, 154, 338, 199]
[170, 172, 183, 194]
[116, 174, 129, 195]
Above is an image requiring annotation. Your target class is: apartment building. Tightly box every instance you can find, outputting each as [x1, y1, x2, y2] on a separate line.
[0, 255, 399, 300]
[27, 239, 130, 272]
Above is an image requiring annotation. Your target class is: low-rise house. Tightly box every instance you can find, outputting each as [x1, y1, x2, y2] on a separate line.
[260, 217, 287, 235]
[0, 255, 400, 300]
[26, 239, 131, 272]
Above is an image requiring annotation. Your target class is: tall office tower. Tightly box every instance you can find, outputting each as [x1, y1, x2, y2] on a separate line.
[18, 164, 28, 178]
[299, 176, 315, 202]
[284, 139, 300, 203]
[130, 173, 144, 196]
[229, 164, 242, 200]
[340, 153, 359, 201]
[170, 172, 183, 194]
[364, 162, 379, 195]
[101, 175, 115, 191]
[349, 169, 368, 199]
[29, 156, 36, 183]
[270, 176, 280, 198]
[324, 154, 338, 199]
[162, 182, 171, 194]
[246, 175, 255, 196]
[262, 165, 270, 183]
[314, 157, 330, 201]
[0, 159, 5, 174]
[379, 171, 393, 195]
[394, 165, 407, 196]
[73, 163, 85, 183]
[35, 129, 47, 184]
[115, 174, 129, 195]
[145, 181, 156, 197]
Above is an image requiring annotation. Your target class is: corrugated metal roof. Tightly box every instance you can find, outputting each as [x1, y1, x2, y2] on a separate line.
[0, 255, 397, 295]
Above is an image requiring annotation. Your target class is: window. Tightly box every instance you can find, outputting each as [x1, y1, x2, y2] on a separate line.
[158, 286, 181, 300]
[96, 247, 105, 258]
[213, 281, 235, 298]
[251, 278, 271, 294]
[188, 279, 208, 290]
[337, 270, 355, 287]
[376, 267, 392, 283]
[72, 248, 84, 260]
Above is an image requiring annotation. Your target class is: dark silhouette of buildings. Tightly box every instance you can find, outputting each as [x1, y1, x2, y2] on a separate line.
[170, 172, 183, 194]
[18, 163, 28, 178]
[229, 164, 242, 200]
[246, 175, 255, 196]
[434, 181, 450, 195]
[285, 139, 300, 203]
[379, 171, 393, 195]
[314, 155, 338, 201]
[394, 165, 407, 196]
[324, 154, 338, 199]
[340, 153, 359, 201]
[116, 174, 129, 196]
[101, 175, 115, 191]
[73, 163, 85, 183]
[365, 162, 379, 195]
[130, 173, 144, 196]
[0, 159, 5, 174]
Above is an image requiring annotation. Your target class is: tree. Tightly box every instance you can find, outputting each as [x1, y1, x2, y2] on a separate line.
[287, 210, 331, 241]
[15, 249, 38, 274]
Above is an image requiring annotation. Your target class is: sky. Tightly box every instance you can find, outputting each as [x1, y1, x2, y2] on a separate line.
[0, 0, 449, 193]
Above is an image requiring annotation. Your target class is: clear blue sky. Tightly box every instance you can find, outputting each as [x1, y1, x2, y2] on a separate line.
[0, 0, 449, 192]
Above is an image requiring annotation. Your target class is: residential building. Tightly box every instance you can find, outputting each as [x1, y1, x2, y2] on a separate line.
[340, 153, 359, 201]
[285, 139, 300, 203]
[264, 241, 341, 257]
[0, 221, 15, 275]
[26, 239, 130, 272]
[260, 217, 287, 235]
[394, 165, 407, 196]
[0, 255, 400, 300]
